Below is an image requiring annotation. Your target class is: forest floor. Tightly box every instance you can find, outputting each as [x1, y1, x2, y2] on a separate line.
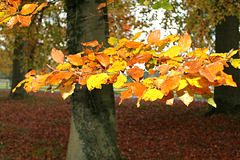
[1, 91, 240, 160]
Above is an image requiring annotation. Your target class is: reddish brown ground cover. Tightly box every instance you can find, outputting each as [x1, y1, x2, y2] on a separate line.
[1, 91, 240, 159]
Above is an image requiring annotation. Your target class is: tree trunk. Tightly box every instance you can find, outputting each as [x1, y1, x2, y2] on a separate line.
[9, 36, 27, 98]
[206, 16, 240, 116]
[65, 0, 120, 159]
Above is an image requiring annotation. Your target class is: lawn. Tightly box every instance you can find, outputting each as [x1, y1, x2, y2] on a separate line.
[1, 91, 240, 159]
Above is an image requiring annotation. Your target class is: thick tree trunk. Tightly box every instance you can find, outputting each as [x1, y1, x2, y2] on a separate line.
[206, 16, 240, 116]
[65, 0, 120, 159]
[9, 36, 27, 98]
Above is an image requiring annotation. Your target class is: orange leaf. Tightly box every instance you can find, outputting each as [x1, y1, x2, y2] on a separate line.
[30, 74, 50, 92]
[46, 71, 73, 85]
[147, 30, 161, 44]
[127, 66, 144, 82]
[178, 31, 191, 53]
[25, 70, 36, 78]
[20, 4, 38, 15]
[130, 82, 147, 98]
[182, 60, 204, 74]
[81, 40, 99, 47]
[9, 0, 20, 8]
[97, 3, 106, 9]
[161, 75, 181, 95]
[117, 48, 127, 60]
[33, 2, 48, 14]
[17, 15, 32, 27]
[51, 48, 64, 64]
[123, 25, 131, 30]
[125, 41, 143, 48]
[199, 61, 224, 82]
[120, 88, 132, 104]
[96, 54, 110, 67]
[157, 64, 172, 76]
[67, 54, 84, 66]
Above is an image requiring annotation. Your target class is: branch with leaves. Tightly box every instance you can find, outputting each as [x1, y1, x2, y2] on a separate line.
[12, 30, 240, 107]
[0, 0, 47, 28]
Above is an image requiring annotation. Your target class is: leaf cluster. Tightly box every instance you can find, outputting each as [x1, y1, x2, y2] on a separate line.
[13, 30, 240, 107]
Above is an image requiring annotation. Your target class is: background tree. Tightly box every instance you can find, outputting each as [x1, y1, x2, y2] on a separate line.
[0, 0, 66, 97]
[64, 0, 120, 159]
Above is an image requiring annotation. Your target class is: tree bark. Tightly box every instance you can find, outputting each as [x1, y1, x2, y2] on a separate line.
[9, 36, 27, 98]
[206, 16, 240, 116]
[65, 0, 120, 159]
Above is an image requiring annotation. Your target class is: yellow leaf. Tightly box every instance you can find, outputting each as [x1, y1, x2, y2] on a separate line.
[12, 79, 27, 93]
[59, 84, 76, 100]
[87, 73, 109, 91]
[108, 37, 118, 46]
[131, 32, 142, 41]
[142, 77, 155, 88]
[107, 60, 127, 73]
[56, 63, 72, 70]
[161, 46, 182, 58]
[177, 78, 188, 91]
[186, 76, 209, 88]
[113, 74, 127, 88]
[103, 47, 117, 55]
[202, 93, 216, 108]
[176, 87, 194, 106]
[231, 59, 240, 69]
[143, 88, 164, 101]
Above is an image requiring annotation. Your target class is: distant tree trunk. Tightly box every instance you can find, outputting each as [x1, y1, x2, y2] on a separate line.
[9, 36, 27, 98]
[206, 16, 240, 116]
[65, 0, 120, 159]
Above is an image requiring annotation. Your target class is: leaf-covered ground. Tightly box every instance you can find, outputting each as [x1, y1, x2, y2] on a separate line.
[1, 91, 240, 159]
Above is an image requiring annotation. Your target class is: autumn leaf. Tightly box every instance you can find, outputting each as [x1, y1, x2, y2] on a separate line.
[87, 73, 109, 91]
[178, 31, 191, 53]
[147, 30, 161, 44]
[143, 88, 164, 101]
[199, 61, 224, 82]
[107, 60, 127, 73]
[123, 25, 131, 30]
[113, 74, 127, 88]
[59, 84, 75, 100]
[56, 63, 72, 70]
[161, 46, 182, 58]
[127, 66, 144, 82]
[131, 32, 142, 41]
[81, 40, 99, 47]
[176, 87, 194, 106]
[25, 70, 36, 78]
[51, 48, 64, 64]
[120, 88, 132, 104]
[125, 41, 143, 48]
[97, 3, 106, 9]
[30, 74, 50, 92]
[96, 53, 110, 67]
[67, 54, 84, 66]
[33, 2, 48, 14]
[108, 37, 118, 46]
[20, 4, 38, 15]
[9, 0, 20, 8]
[157, 64, 171, 76]
[231, 59, 240, 69]
[161, 75, 181, 95]
[46, 71, 73, 85]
